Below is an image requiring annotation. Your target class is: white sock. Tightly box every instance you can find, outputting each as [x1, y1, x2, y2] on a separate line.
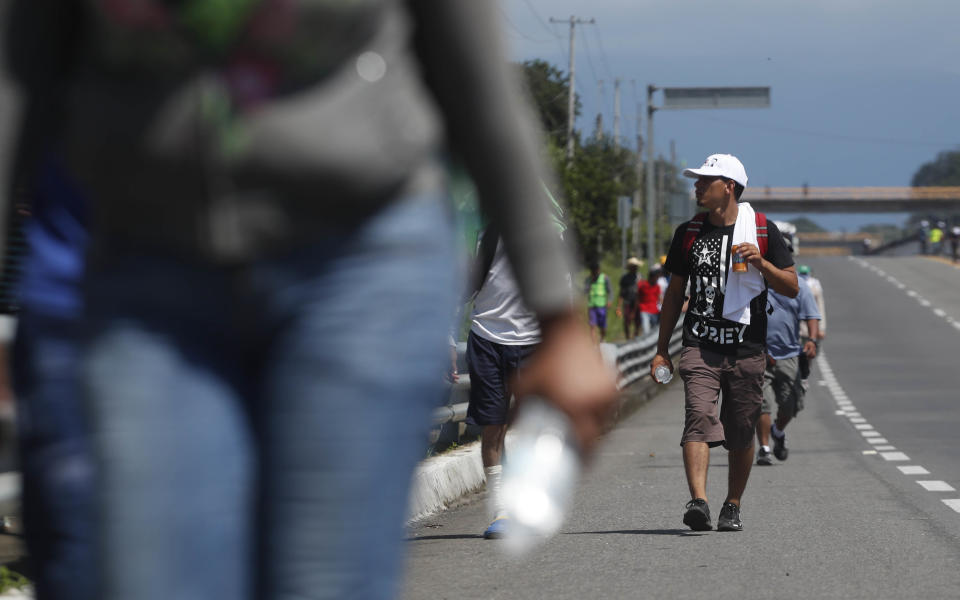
[771, 423, 785, 439]
[761, 445, 771, 453]
[485, 465, 506, 520]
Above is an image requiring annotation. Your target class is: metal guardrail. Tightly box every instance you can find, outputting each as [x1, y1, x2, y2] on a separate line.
[432, 321, 685, 425]
[614, 321, 684, 390]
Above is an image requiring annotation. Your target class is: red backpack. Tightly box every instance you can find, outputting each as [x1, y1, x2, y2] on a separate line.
[681, 211, 769, 258]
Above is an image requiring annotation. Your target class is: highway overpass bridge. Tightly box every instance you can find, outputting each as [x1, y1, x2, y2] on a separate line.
[739, 186, 960, 213]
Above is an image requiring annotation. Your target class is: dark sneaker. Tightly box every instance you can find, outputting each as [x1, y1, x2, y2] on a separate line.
[772, 426, 789, 461]
[757, 447, 773, 466]
[716, 502, 743, 531]
[682, 498, 712, 531]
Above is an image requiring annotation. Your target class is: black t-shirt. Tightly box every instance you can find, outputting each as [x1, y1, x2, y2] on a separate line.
[619, 272, 639, 303]
[664, 215, 794, 357]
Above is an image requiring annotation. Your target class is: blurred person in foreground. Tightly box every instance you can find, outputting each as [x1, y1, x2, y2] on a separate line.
[5, 2, 617, 599]
[651, 154, 797, 532]
[5, 159, 95, 600]
[616, 257, 642, 339]
[755, 275, 820, 465]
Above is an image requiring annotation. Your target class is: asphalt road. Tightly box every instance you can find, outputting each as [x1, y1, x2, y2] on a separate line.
[403, 255, 960, 600]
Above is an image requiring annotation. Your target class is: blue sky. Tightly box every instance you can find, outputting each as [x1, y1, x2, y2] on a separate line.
[501, 0, 960, 230]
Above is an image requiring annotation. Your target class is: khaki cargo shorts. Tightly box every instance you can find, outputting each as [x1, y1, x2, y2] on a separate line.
[677, 346, 765, 451]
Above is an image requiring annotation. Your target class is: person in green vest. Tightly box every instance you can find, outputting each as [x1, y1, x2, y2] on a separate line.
[584, 262, 612, 342]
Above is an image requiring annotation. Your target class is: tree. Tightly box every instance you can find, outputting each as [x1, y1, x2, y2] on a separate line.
[911, 149, 960, 186]
[559, 139, 638, 263]
[517, 59, 580, 148]
[908, 149, 960, 228]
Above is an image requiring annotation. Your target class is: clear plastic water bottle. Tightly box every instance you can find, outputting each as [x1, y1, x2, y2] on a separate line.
[500, 397, 581, 556]
[654, 364, 673, 384]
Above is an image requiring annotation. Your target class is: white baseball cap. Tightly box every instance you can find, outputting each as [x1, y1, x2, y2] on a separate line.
[683, 154, 748, 187]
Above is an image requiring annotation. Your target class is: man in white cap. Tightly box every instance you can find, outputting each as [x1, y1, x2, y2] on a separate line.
[650, 154, 798, 532]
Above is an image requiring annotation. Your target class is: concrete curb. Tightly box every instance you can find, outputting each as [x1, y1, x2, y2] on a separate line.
[406, 442, 485, 524]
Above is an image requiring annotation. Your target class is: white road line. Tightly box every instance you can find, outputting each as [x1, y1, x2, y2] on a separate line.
[881, 452, 910, 461]
[899, 466, 931, 475]
[847, 412, 862, 417]
[873, 446, 897, 451]
[934, 309, 947, 318]
[862, 431, 882, 437]
[918, 481, 956, 492]
[867, 438, 890, 445]
[919, 299, 932, 308]
[943, 500, 960, 513]
[862, 450, 877, 455]
[850, 417, 868, 424]
[854, 424, 874, 430]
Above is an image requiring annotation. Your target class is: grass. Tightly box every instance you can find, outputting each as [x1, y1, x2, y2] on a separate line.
[0, 566, 30, 593]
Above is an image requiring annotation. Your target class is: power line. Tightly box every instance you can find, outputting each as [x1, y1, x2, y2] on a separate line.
[588, 23, 616, 82]
[519, 0, 558, 38]
[499, 7, 556, 43]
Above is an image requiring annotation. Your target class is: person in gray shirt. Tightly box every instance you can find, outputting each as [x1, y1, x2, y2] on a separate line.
[4, 2, 617, 599]
[756, 277, 820, 465]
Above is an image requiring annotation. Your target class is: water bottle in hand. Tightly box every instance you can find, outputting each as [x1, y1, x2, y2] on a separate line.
[501, 397, 581, 556]
[654, 364, 673, 384]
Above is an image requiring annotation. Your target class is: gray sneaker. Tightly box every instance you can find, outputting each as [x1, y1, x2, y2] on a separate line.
[757, 447, 773, 466]
[716, 501, 743, 531]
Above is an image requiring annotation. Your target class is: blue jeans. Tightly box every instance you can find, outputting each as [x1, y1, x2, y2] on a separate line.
[83, 195, 456, 600]
[12, 313, 96, 600]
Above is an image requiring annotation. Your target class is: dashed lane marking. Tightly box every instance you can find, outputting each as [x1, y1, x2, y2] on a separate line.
[918, 481, 956, 492]
[943, 500, 960, 513]
[881, 452, 910, 461]
[820, 349, 959, 517]
[854, 257, 958, 333]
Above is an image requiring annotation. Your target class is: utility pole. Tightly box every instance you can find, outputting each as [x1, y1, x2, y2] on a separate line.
[631, 81, 642, 257]
[613, 78, 621, 149]
[550, 16, 595, 160]
[595, 79, 605, 141]
[646, 85, 657, 262]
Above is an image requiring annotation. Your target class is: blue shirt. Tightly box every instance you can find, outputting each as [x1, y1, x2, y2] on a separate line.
[766, 278, 820, 360]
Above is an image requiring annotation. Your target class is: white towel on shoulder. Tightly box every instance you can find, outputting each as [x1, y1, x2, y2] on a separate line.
[723, 202, 766, 324]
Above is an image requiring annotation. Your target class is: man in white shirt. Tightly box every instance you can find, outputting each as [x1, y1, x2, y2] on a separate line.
[466, 229, 543, 539]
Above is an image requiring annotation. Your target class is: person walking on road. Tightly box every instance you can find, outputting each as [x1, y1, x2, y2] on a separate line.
[650, 154, 797, 532]
[464, 220, 555, 539]
[756, 277, 820, 465]
[616, 257, 643, 339]
[585, 262, 612, 342]
[797, 265, 825, 385]
[949, 225, 960, 263]
[636, 268, 662, 336]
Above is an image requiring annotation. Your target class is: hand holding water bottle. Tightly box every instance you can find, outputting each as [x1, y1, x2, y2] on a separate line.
[650, 353, 674, 384]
